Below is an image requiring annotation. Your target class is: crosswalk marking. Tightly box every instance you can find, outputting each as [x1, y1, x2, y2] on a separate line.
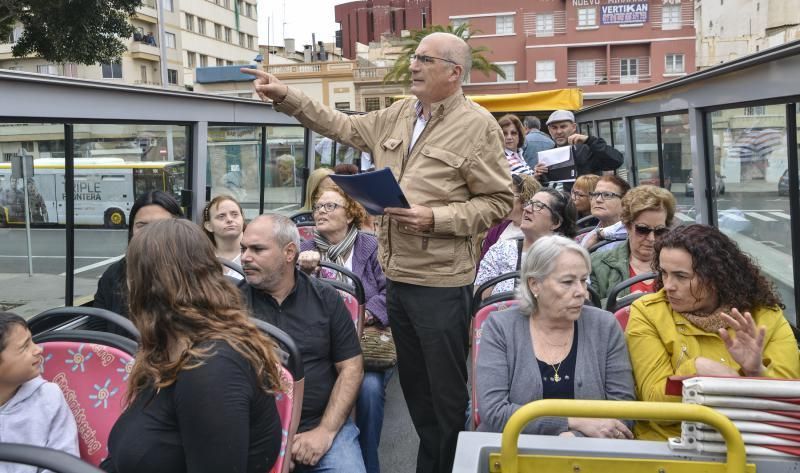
[719, 212, 748, 222]
[745, 212, 777, 222]
[769, 211, 792, 220]
[675, 212, 694, 222]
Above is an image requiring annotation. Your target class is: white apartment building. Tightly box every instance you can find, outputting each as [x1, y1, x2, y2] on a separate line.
[0, 0, 259, 89]
[696, 0, 800, 69]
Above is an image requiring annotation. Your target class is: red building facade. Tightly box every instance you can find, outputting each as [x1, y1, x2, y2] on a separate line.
[335, 0, 432, 60]
[432, 0, 695, 103]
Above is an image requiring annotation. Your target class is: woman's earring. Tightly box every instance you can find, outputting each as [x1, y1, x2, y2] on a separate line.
[533, 293, 539, 299]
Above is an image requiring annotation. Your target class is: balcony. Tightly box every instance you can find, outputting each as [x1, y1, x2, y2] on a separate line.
[263, 62, 354, 78]
[129, 41, 160, 62]
[567, 59, 608, 87]
[265, 64, 321, 74]
[608, 56, 651, 85]
[134, 0, 158, 23]
[567, 57, 651, 87]
[354, 66, 394, 82]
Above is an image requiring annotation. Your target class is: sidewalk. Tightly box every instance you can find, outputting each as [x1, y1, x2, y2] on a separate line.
[0, 273, 97, 319]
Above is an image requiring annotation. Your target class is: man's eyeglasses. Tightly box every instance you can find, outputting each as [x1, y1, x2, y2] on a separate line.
[312, 202, 343, 213]
[589, 191, 623, 200]
[410, 54, 460, 66]
[633, 224, 669, 238]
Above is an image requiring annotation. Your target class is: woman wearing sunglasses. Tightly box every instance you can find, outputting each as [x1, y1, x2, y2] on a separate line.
[475, 188, 576, 298]
[626, 224, 800, 440]
[590, 185, 676, 303]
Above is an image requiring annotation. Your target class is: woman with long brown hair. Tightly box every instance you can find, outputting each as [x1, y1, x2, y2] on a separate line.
[101, 219, 284, 473]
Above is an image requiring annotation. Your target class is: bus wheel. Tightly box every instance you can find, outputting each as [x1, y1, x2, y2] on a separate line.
[104, 208, 126, 229]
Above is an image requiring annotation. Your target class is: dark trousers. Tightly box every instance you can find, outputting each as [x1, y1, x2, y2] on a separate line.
[386, 279, 471, 473]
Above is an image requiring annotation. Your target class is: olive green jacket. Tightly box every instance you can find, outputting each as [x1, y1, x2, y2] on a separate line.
[590, 242, 631, 303]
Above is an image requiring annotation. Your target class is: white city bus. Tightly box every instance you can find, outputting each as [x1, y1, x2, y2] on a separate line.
[0, 158, 185, 227]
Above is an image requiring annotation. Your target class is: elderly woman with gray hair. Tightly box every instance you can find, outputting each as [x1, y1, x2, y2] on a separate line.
[475, 235, 636, 437]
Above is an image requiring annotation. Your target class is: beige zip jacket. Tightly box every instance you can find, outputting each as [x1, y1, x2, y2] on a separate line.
[276, 88, 513, 287]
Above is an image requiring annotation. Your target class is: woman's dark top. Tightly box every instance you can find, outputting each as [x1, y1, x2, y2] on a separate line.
[101, 340, 281, 473]
[94, 258, 128, 317]
[537, 323, 578, 400]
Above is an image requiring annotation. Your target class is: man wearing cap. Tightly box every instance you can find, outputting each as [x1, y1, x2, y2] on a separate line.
[538, 110, 623, 184]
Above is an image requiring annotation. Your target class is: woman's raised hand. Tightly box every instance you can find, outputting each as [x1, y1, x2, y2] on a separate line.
[718, 308, 767, 377]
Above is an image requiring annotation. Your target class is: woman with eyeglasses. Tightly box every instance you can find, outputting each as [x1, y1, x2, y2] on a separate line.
[478, 174, 541, 265]
[296, 187, 391, 473]
[577, 175, 631, 253]
[498, 114, 535, 176]
[626, 224, 800, 440]
[476, 235, 635, 437]
[590, 185, 676, 303]
[475, 188, 576, 298]
[571, 174, 600, 221]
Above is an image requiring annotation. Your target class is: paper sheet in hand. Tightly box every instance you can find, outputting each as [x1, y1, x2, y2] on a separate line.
[537, 146, 577, 182]
[328, 168, 410, 216]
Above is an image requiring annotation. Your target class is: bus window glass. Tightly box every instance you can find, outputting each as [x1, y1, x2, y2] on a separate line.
[0, 123, 67, 315]
[661, 113, 691, 208]
[312, 131, 335, 170]
[597, 121, 612, 146]
[207, 126, 262, 220]
[632, 117, 658, 187]
[264, 125, 305, 215]
[612, 119, 630, 183]
[707, 105, 793, 322]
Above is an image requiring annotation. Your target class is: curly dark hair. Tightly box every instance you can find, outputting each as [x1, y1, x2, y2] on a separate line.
[537, 188, 577, 238]
[653, 224, 782, 311]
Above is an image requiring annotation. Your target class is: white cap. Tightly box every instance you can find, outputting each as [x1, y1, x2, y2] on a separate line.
[546, 110, 575, 125]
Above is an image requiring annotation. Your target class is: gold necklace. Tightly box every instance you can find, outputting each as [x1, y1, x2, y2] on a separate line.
[550, 360, 563, 383]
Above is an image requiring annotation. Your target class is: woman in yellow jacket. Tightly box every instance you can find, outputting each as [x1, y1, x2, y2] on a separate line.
[626, 224, 800, 440]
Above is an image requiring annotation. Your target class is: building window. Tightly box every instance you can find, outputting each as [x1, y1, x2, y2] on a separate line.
[536, 60, 555, 81]
[245, 2, 252, 17]
[164, 0, 173, 11]
[101, 61, 123, 79]
[247, 35, 254, 50]
[165, 32, 176, 48]
[335, 102, 351, 110]
[662, 5, 681, 30]
[577, 8, 596, 27]
[665, 53, 684, 74]
[576, 60, 595, 86]
[224, 0, 230, 8]
[364, 97, 381, 112]
[185, 14, 195, 32]
[198, 18, 206, 35]
[225, 27, 232, 43]
[620, 58, 639, 84]
[496, 64, 515, 82]
[167, 68, 177, 84]
[187, 51, 196, 68]
[385, 96, 398, 107]
[200, 54, 208, 67]
[226, 60, 234, 66]
[239, 32, 246, 47]
[451, 18, 469, 35]
[496, 15, 514, 35]
[216, 57, 224, 66]
[36, 64, 58, 75]
[536, 13, 554, 37]
[744, 105, 766, 116]
[5, 25, 23, 44]
[215, 23, 222, 40]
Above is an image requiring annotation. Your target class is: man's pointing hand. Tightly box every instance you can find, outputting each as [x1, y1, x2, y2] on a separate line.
[240, 67, 289, 103]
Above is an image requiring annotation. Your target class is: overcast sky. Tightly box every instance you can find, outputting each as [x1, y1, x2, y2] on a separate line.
[256, 0, 350, 50]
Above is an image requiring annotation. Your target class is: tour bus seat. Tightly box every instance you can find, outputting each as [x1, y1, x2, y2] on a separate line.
[296, 222, 316, 241]
[0, 443, 104, 473]
[588, 236, 628, 254]
[576, 215, 599, 230]
[33, 330, 138, 467]
[30, 308, 139, 467]
[290, 211, 313, 225]
[251, 319, 305, 473]
[604, 272, 657, 330]
[317, 261, 366, 337]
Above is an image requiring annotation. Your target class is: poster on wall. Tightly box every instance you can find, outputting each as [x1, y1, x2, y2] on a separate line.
[600, 3, 649, 25]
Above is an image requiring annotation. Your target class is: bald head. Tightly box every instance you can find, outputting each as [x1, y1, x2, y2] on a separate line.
[423, 32, 472, 81]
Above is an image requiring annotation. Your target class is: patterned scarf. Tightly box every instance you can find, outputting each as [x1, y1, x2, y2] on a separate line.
[313, 225, 359, 282]
[679, 305, 732, 333]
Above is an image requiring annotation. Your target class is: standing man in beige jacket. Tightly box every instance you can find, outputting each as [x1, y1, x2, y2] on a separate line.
[243, 32, 512, 473]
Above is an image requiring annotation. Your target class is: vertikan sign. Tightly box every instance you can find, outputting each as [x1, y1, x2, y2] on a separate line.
[601, 3, 649, 24]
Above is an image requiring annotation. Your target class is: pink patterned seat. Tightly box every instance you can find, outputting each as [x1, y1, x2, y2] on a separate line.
[471, 299, 519, 430]
[297, 225, 316, 241]
[38, 336, 136, 467]
[614, 306, 632, 331]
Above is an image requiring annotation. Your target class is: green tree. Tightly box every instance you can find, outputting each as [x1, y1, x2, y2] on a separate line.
[0, 0, 143, 65]
[383, 23, 505, 85]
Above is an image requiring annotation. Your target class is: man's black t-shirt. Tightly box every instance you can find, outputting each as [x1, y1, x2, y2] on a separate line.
[240, 270, 362, 432]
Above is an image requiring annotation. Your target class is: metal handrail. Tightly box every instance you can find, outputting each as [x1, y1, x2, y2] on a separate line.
[498, 400, 747, 473]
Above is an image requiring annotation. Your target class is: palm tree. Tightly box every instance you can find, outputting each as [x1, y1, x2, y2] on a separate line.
[382, 23, 506, 85]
